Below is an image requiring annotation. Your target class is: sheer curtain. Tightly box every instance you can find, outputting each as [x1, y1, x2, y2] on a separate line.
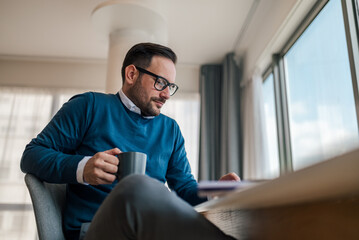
[199, 53, 242, 180]
[0, 87, 77, 240]
[161, 94, 201, 180]
[241, 71, 271, 180]
[0, 87, 53, 240]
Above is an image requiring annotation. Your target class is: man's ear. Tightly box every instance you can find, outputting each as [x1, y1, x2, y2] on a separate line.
[124, 65, 138, 86]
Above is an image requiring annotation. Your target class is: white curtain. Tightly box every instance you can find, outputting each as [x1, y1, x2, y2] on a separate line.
[0, 87, 78, 240]
[241, 71, 270, 180]
[161, 94, 201, 180]
[0, 88, 53, 183]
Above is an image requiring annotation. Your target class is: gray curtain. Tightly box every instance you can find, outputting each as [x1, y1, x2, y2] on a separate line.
[198, 53, 242, 180]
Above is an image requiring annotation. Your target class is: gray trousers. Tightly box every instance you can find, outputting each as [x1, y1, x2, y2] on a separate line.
[83, 174, 235, 240]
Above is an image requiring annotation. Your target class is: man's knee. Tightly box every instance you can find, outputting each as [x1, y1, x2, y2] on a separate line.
[120, 174, 156, 189]
[111, 174, 167, 204]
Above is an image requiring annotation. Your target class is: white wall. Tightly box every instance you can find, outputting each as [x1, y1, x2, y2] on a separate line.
[235, 0, 297, 80]
[0, 56, 107, 91]
[0, 0, 316, 94]
[236, 0, 317, 81]
[175, 64, 200, 94]
[0, 56, 200, 94]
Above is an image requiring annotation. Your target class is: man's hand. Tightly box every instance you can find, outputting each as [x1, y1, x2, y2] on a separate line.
[219, 172, 240, 181]
[83, 148, 121, 185]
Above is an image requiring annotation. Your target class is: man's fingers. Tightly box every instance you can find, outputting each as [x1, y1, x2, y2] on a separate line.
[92, 156, 118, 174]
[104, 148, 122, 156]
[84, 162, 117, 185]
[89, 169, 116, 185]
[84, 149, 122, 185]
[219, 172, 241, 181]
[95, 152, 119, 166]
[93, 167, 117, 184]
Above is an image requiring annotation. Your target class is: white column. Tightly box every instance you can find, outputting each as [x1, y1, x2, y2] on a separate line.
[106, 29, 152, 93]
[91, 0, 168, 93]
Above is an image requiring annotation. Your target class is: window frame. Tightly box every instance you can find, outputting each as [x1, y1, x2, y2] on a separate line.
[263, 0, 359, 174]
[342, 0, 359, 129]
[262, 68, 281, 177]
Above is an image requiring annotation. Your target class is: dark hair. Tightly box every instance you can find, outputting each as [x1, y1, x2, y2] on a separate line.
[121, 42, 177, 83]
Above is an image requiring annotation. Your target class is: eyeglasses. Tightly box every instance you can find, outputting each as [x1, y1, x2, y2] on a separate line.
[135, 66, 179, 96]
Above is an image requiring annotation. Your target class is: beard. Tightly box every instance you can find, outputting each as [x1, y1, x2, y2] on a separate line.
[127, 76, 165, 116]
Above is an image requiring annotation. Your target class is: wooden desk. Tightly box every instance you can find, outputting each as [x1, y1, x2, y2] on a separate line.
[195, 148, 359, 239]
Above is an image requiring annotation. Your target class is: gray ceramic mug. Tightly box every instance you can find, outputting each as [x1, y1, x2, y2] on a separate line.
[116, 152, 147, 180]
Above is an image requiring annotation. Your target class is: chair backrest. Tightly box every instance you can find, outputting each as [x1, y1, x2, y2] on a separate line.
[24, 173, 67, 240]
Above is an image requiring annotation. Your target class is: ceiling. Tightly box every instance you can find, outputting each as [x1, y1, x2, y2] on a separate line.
[0, 0, 256, 65]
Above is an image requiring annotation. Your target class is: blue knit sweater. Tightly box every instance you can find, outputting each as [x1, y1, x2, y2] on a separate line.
[21, 92, 205, 239]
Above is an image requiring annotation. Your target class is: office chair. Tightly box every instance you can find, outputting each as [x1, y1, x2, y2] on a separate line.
[24, 173, 66, 240]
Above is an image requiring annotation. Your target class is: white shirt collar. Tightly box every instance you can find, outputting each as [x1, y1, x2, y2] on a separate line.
[118, 89, 155, 119]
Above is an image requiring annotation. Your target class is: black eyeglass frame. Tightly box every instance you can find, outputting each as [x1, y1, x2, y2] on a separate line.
[135, 66, 179, 96]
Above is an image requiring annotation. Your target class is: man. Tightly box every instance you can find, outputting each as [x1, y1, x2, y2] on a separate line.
[21, 42, 239, 240]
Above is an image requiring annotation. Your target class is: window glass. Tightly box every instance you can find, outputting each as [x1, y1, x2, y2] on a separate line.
[263, 73, 280, 178]
[284, 0, 359, 170]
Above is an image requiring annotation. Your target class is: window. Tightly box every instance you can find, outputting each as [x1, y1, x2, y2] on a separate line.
[262, 73, 280, 177]
[161, 94, 201, 180]
[0, 90, 52, 181]
[283, 0, 359, 170]
[0, 87, 78, 239]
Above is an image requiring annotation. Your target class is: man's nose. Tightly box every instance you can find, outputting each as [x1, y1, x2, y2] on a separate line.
[160, 86, 171, 100]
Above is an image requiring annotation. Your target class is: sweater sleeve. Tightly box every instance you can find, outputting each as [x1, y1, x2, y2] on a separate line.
[20, 92, 93, 184]
[165, 123, 207, 206]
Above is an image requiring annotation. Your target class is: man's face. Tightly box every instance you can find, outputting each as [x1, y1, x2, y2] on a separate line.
[126, 56, 176, 116]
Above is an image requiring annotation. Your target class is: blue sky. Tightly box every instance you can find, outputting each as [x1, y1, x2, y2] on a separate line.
[264, 0, 359, 170]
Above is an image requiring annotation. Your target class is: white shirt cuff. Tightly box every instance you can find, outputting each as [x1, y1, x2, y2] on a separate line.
[77, 156, 91, 185]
